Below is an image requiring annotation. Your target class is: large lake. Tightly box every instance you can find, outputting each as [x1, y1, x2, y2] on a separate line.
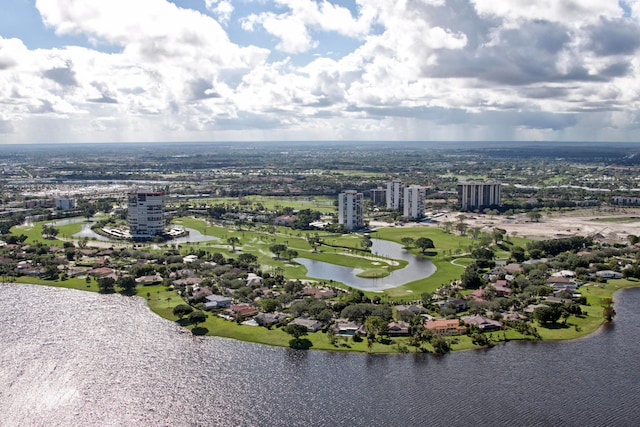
[1, 283, 638, 426]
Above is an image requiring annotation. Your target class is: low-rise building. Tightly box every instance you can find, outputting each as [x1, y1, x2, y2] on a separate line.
[424, 319, 467, 336]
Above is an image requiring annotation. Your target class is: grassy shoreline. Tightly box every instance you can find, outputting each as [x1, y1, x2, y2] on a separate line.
[9, 277, 638, 354]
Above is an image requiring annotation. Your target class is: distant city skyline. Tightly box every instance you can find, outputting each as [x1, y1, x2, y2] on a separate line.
[1, 1, 640, 144]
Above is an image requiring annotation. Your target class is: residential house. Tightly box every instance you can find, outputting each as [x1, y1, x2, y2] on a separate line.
[596, 270, 623, 279]
[387, 321, 410, 336]
[423, 319, 467, 336]
[436, 298, 467, 313]
[135, 273, 163, 286]
[461, 315, 503, 331]
[300, 287, 337, 299]
[204, 294, 232, 310]
[290, 317, 324, 332]
[225, 303, 258, 320]
[255, 312, 289, 327]
[395, 305, 427, 316]
[332, 320, 364, 336]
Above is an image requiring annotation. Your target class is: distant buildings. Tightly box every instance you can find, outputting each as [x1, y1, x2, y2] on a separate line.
[403, 185, 426, 219]
[54, 197, 76, 210]
[127, 190, 165, 238]
[386, 180, 405, 210]
[338, 190, 364, 230]
[457, 181, 501, 210]
[612, 196, 640, 206]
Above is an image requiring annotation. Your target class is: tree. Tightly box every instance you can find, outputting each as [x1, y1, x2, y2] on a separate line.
[116, 276, 137, 295]
[603, 305, 616, 322]
[97, 276, 116, 294]
[269, 244, 287, 259]
[282, 249, 298, 262]
[471, 333, 492, 348]
[365, 315, 388, 342]
[415, 237, 435, 253]
[360, 237, 373, 251]
[461, 263, 483, 289]
[627, 234, 639, 245]
[237, 253, 258, 265]
[41, 225, 59, 239]
[431, 335, 451, 354]
[401, 237, 415, 248]
[492, 228, 506, 244]
[173, 304, 194, 320]
[260, 298, 278, 313]
[602, 298, 616, 322]
[526, 211, 542, 222]
[188, 310, 207, 327]
[510, 246, 526, 263]
[227, 236, 240, 252]
[455, 222, 468, 236]
[284, 323, 308, 340]
[533, 305, 562, 324]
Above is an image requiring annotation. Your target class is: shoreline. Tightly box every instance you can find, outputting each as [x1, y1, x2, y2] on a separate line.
[7, 278, 638, 354]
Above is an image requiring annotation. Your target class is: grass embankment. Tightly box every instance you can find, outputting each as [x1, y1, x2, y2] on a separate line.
[533, 279, 640, 341]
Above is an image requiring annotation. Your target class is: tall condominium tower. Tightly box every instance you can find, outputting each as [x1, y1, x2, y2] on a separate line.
[386, 180, 405, 210]
[403, 185, 426, 219]
[127, 190, 165, 238]
[457, 182, 501, 210]
[338, 190, 364, 230]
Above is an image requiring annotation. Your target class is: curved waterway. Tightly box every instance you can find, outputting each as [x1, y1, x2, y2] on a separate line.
[1, 283, 638, 426]
[296, 239, 436, 291]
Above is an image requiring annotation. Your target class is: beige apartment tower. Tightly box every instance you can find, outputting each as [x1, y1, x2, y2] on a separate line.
[338, 190, 364, 230]
[457, 182, 501, 210]
[128, 190, 165, 238]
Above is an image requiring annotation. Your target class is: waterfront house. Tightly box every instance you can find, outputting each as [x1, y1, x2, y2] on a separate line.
[423, 319, 467, 336]
[461, 315, 503, 331]
[290, 317, 323, 332]
[332, 320, 364, 336]
[255, 312, 289, 327]
[387, 321, 410, 336]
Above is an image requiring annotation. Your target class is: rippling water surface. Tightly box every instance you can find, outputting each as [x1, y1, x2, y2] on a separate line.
[1, 284, 639, 426]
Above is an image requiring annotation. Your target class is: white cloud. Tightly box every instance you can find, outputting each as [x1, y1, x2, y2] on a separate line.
[205, 0, 234, 25]
[1, 0, 640, 142]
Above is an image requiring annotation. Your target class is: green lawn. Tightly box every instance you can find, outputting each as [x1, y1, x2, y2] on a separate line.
[172, 195, 337, 213]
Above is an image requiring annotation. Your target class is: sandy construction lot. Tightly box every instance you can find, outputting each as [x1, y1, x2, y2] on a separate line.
[373, 208, 640, 244]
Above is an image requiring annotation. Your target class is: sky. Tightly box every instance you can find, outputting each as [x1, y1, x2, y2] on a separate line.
[1, 0, 640, 144]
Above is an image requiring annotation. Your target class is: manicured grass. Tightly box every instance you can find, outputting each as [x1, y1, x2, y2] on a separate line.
[533, 279, 640, 341]
[172, 195, 337, 213]
[14, 276, 98, 292]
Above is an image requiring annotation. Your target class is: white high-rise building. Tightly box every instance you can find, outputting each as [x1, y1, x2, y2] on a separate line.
[386, 180, 405, 210]
[457, 182, 501, 210]
[128, 190, 165, 238]
[403, 185, 426, 219]
[338, 190, 364, 230]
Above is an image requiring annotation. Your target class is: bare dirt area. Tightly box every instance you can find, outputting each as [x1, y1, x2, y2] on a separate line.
[372, 208, 640, 244]
[466, 209, 640, 243]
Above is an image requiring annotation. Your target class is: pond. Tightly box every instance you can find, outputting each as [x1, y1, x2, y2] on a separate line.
[295, 239, 436, 291]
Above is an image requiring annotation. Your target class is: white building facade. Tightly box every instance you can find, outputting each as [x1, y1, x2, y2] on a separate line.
[127, 190, 165, 238]
[338, 190, 364, 230]
[54, 197, 76, 210]
[457, 182, 501, 210]
[403, 185, 426, 219]
[386, 180, 405, 210]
